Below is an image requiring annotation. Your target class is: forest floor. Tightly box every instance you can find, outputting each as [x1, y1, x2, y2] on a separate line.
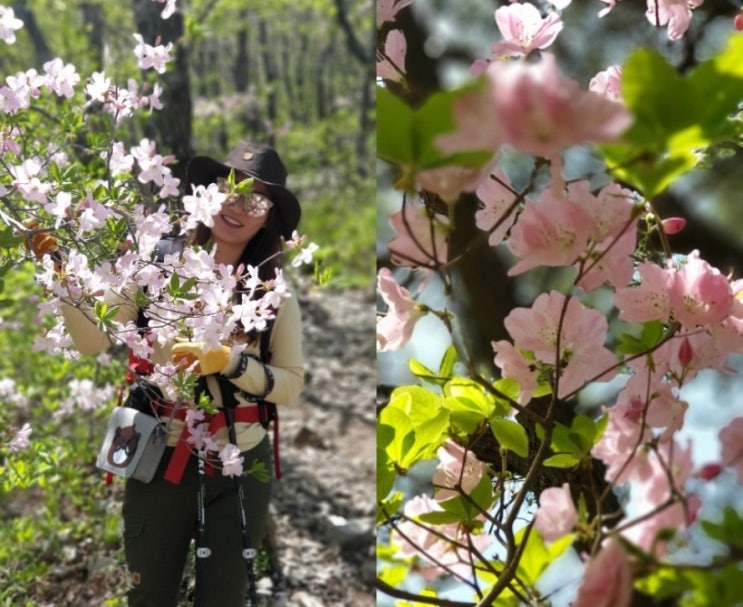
[261, 287, 376, 606]
[11, 287, 377, 607]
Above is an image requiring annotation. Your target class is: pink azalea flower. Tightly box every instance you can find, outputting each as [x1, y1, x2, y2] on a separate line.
[219, 443, 244, 476]
[665, 329, 733, 382]
[573, 181, 637, 291]
[491, 339, 539, 405]
[589, 65, 623, 103]
[489, 3, 563, 58]
[622, 494, 700, 557]
[42, 58, 80, 99]
[596, 0, 620, 18]
[613, 261, 674, 323]
[486, 54, 632, 189]
[377, 29, 406, 82]
[646, 0, 704, 41]
[7, 422, 32, 453]
[416, 164, 496, 203]
[436, 78, 505, 158]
[396, 494, 491, 580]
[377, 0, 414, 26]
[592, 403, 652, 484]
[534, 483, 577, 541]
[641, 440, 694, 505]
[573, 538, 632, 607]
[669, 251, 733, 329]
[432, 440, 488, 501]
[182, 182, 226, 230]
[719, 416, 743, 484]
[132, 33, 174, 74]
[506, 185, 595, 276]
[0, 6, 24, 45]
[492, 339, 539, 406]
[504, 291, 618, 398]
[387, 202, 448, 267]
[433, 85, 503, 199]
[377, 268, 426, 352]
[474, 170, 520, 247]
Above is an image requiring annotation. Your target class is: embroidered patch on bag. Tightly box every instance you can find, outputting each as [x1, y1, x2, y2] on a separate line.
[107, 424, 142, 467]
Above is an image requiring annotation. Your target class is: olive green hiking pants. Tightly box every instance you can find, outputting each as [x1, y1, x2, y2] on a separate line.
[122, 437, 272, 607]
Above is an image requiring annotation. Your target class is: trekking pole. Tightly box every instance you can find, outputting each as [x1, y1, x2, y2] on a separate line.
[223, 404, 259, 606]
[194, 446, 210, 607]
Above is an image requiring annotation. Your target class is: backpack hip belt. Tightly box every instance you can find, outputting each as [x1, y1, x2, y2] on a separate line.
[162, 403, 281, 484]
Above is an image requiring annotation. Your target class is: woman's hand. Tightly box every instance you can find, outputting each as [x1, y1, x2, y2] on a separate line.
[171, 342, 231, 375]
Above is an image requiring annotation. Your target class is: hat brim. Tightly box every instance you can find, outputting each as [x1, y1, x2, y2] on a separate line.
[187, 155, 301, 240]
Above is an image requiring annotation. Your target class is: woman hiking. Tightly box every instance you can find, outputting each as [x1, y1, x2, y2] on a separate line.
[52, 140, 305, 606]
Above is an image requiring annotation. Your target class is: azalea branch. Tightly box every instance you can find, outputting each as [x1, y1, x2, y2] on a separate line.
[376, 578, 474, 607]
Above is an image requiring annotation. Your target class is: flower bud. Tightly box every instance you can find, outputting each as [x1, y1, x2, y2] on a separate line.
[662, 217, 686, 235]
[678, 336, 693, 367]
[697, 462, 723, 481]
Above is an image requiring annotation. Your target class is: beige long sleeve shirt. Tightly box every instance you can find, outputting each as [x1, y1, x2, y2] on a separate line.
[62, 290, 304, 452]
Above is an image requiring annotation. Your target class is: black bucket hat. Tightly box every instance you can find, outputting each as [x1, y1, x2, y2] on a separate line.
[187, 140, 301, 239]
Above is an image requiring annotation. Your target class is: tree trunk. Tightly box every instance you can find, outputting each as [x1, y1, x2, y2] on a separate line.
[130, 0, 192, 182]
[11, 0, 53, 68]
[258, 18, 277, 145]
[233, 19, 249, 93]
[81, 2, 105, 71]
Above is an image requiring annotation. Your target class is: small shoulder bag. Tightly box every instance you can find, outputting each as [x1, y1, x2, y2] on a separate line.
[96, 405, 168, 483]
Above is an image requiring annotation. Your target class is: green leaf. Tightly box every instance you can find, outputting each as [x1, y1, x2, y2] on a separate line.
[379, 388, 449, 471]
[377, 78, 494, 189]
[621, 48, 692, 147]
[617, 320, 665, 356]
[490, 417, 529, 458]
[442, 377, 495, 434]
[571, 414, 599, 450]
[543, 453, 582, 468]
[93, 301, 119, 330]
[377, 426, 396, 500]
[377, 87, 415, 166]
[550, 422, 584, 457]
[409, 358, 442, 385]
[377, 490, 403, 525]
[602, 37, 743, 198]
[687, 35, 743, 141]
[438, 344, 458, 379]
[701, 507, 743, 550]
[515, 527, 549, 585]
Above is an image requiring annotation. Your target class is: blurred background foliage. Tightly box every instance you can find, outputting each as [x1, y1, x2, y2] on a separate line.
[0, 0, 373, 603]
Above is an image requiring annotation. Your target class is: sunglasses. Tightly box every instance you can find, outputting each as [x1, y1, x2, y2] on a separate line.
[216, 177, 274, 217]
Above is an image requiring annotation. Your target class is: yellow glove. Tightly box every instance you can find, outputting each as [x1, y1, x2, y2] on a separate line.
[21, 218, 64, 273]
[171, 342, 231, 375]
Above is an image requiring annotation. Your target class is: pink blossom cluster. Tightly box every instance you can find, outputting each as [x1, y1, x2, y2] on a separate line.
[0, 5, 23, 45]
[133, 34, 174, 74]
[494, 290, 618, 401]
[85, 72, 164, 124]
[376, 267, 426, 352]
[6, 422, 32, 453]
[377, 1, 739, 604]
[395, 441, 491, 579]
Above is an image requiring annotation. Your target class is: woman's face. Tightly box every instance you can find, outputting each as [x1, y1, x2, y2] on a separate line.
[210, 175, 273, 249]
